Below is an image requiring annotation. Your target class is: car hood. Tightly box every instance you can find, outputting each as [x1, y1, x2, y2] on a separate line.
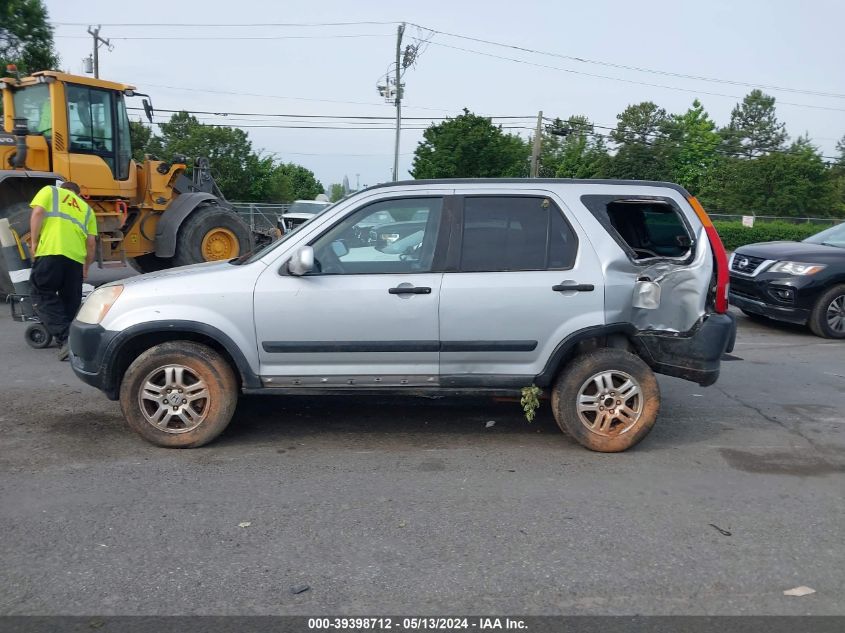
[116, 260, 236, 286]
[735, 241, 844, 263]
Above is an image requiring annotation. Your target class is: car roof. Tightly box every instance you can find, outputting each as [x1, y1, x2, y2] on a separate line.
[364, 178, 691, 197]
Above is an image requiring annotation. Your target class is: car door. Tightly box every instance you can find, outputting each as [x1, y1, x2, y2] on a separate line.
[253, 194, 450, 385]
[438, 191, 605, 383]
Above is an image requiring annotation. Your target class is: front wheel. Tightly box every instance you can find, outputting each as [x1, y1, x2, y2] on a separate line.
[809, 284, 845, 339]
[119, 341, 238, 447]
[551, 348, 660, 452]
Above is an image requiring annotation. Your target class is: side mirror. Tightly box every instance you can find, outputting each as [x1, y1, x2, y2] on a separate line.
[288, 246, 314, 276]
[331, 240, 348, 258]
[142, 98, 154, 123]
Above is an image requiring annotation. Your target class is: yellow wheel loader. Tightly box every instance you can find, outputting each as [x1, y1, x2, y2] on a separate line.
[0, 68, 253, 295]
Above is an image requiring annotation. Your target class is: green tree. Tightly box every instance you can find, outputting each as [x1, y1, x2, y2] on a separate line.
[147, 111, 256, 199]
[539, 115, 610, 179]
[0, 0, 58, 75]
[329, 183, 345, 202]
[699, 143, 839, 216]
[273, 162, 324, 201]
[721, 89, 787, 158]
[835, 134, 845, 167]
[411, 109, 529, 178]
[661, 99, 720, 194]
[607, 102, 671, 180]
[128, 120, 152, 162]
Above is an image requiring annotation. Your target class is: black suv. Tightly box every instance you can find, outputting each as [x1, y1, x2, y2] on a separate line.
[729, 222, 845, 338]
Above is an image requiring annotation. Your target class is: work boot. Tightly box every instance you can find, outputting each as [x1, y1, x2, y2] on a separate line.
[57, 342, 70, 362]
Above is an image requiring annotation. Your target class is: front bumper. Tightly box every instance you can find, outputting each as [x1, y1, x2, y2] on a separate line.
[634, 313, 736, 386]
[729, 292, 810, 324]
[69, 321, 119, 399]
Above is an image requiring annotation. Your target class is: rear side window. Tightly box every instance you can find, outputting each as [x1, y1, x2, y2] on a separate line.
[460, 196, 577, 272]
[581, 196, 693, 261]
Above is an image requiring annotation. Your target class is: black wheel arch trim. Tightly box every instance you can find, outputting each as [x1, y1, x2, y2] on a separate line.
[102, 320, 262, 396]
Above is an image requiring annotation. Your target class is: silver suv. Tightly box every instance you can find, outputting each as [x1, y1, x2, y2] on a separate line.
[70, 179, 736, 452]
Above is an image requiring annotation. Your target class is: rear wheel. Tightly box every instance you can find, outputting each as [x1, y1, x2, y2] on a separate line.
[551, 348, 660, 452]
[0, 201, 33, 296]
[809, 284, 845, 339]
[119, 341, 238, 448]
[172, 205, 252, 267]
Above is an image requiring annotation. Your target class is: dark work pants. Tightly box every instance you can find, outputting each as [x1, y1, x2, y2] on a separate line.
[30, 255, 83, 344]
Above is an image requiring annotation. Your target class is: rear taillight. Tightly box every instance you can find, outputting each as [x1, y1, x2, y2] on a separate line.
[687, 196, 729, 314]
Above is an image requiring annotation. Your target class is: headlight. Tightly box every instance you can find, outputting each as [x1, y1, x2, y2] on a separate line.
[76, 285, 124, 324]
[768, 261, 826, 276]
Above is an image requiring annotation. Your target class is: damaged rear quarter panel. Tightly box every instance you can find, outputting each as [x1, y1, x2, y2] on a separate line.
[565, 187, 712, 334]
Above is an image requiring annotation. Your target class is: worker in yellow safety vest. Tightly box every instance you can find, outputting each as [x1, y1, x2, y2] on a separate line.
[29, 182, 97, 360]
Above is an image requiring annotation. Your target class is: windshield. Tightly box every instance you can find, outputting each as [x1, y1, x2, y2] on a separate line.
[288, 201, 329, 214]
[233, 203, 335, 265]
[12, 84, 51, 135]
[804, 222, 845, 249]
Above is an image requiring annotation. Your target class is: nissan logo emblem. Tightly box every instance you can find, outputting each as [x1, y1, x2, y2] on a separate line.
[738, 257, 750, 268]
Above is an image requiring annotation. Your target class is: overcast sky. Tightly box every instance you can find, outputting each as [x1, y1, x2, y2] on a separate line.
[45, 0, 845, 193]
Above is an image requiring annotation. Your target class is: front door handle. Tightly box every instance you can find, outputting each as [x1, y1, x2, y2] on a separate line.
[552, 282, 595, 292]
[388, 286, 432, 295]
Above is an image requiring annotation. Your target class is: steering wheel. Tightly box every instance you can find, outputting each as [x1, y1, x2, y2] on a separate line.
[314, 245, 346, 274]
[399, 242, 423, 262]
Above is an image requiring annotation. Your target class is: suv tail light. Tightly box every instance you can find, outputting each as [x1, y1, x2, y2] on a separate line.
[687, 196, 729, 314]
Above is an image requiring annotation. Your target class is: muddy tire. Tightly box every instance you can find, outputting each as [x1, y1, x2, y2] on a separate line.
[808, 284, 845, 339]
[0, 201, 33, 297]
[551, 348, 660, 452]
[119, 341, 238, 448]
[172, 205, 252, 267]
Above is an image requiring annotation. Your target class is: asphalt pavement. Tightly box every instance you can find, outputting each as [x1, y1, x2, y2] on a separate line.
[0, 297, 843, 615]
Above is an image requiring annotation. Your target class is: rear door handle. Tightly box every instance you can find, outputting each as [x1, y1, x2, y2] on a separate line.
[388, 286, 432, 295]
[552, 282, 595, 292]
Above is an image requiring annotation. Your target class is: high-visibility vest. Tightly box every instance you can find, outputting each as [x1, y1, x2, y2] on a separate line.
[30, 186, 98, 264]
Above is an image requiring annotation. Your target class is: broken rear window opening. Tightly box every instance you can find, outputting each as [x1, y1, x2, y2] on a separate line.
[581, 196, 694, 262]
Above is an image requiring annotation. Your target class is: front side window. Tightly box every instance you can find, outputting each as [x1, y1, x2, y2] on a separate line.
[310, 197, 443, 275]
[12, 84, 50, 135]
[67, 85, 115, 173]
[460, 196, 577, 272]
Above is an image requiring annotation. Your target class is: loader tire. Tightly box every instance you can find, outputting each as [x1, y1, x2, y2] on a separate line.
[0, 201, 33, 297]
[172, 205, 252, 267]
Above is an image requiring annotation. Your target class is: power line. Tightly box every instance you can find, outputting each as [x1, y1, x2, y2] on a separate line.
[427, 41, 845, 113]
[53, 20, 402, 27]
[59, 33, 392, 41]
[54, 19, 844, 99]
[409, 22, 845, 100]
[127, 106, 535, 120]
[139, 82, 458, 113]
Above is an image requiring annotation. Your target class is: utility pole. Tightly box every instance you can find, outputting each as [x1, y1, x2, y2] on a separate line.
[392, 23, 405, 182]
[529, 110, 543, 178]
[87, 25, 110, 79]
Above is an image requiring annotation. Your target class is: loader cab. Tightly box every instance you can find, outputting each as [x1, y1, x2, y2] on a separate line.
[2, 71, 137, 198]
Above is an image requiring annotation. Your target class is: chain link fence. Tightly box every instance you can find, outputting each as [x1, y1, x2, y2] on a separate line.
[709, 213, 843, 226]
[230, 203, 291, 234]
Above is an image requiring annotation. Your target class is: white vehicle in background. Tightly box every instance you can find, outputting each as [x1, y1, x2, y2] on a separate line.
[279, 198, 332, 233]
